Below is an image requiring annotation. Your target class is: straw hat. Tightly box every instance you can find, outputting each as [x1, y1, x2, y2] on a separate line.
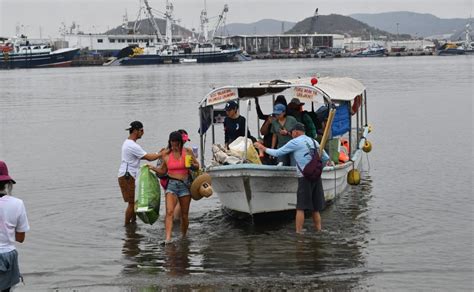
[190, 173, 213, 200]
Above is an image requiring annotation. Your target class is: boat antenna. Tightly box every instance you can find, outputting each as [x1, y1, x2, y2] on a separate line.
[143, 0, 163, 43]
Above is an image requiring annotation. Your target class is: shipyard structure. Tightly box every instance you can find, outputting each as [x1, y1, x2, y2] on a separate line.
[64, 33, 345, 56]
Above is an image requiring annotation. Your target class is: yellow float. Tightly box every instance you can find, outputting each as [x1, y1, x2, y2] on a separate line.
[368, 124, 373, 133]
[347, 169, 361, 185]
[362, 140, 372, 153]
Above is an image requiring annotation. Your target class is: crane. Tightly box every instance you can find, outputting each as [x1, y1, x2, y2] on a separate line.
[164, 0, 174, 45]
[311, 8, 319, 33]
[200, 0, 209, 41]
[210, 4, 229, 41]
[143, 0, 163, 43]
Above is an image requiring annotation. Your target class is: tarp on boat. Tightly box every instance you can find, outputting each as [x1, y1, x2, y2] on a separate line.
[331, 102, 351, 136]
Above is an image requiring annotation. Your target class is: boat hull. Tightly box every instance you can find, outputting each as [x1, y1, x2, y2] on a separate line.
[437, 48, 465, 55]
[353, 51, 385, 57]
[207, 148, 363, 215]
[118, 49, 241, 65]
[0, 48, 80, 69]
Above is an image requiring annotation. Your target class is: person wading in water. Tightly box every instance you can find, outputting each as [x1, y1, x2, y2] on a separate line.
[118, 121, 161, 226]
[149, 131, 199, 243]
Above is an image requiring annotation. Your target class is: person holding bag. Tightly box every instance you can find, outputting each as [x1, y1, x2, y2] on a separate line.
[118, 121, 161, 226]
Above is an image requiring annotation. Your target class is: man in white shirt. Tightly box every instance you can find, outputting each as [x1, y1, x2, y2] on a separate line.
[0, 161, 29, 291]
[118, 121, 161, 226]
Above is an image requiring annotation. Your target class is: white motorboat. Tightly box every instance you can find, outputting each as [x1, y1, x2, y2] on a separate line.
[197, 77, 372, 215]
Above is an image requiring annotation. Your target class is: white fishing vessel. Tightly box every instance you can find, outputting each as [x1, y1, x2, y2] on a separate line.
[197, 77, 372, 215]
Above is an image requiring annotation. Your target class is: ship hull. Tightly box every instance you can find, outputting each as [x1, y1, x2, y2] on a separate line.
[0, 48, 80, 69]
[118, 49, 241, 65]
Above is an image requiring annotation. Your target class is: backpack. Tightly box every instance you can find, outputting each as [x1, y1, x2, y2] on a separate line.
[297, 139, 323, 181]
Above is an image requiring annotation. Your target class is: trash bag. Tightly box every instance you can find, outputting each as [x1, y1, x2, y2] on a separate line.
[212, 144, 242, 165]
[228, 137, 262, 164]
[135, 165, 161, 225]
[326, 138, 340, 164]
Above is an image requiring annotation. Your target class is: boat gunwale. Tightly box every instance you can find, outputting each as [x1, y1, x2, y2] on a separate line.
[205, 126, 369, 175]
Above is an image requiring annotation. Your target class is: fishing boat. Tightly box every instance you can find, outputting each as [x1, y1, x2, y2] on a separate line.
[354, 44, 386, 57]
[197, 77, 372, 215]
[105, 0, 242, 66]
[0, 36, 79, 69]
[436, 42, 465, 55]
[111, 42, 241, 65]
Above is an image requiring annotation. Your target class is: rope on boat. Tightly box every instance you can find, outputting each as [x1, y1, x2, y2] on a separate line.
[365, 152, 371, 172]
[332, 162, 339, 212]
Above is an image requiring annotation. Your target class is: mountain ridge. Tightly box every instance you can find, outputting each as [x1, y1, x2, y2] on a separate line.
[350, 12, 471, 37]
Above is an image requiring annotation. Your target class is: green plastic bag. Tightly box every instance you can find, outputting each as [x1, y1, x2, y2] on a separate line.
[135, 165, 161, 225]
[326, 138, 340, 164]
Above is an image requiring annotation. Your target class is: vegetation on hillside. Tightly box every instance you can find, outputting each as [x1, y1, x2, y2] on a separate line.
[285, 14, 411, 40]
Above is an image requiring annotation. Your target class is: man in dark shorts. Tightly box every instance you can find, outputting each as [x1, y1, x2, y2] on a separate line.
[118, 121, 161, 226]
[254, 122, 329, 233]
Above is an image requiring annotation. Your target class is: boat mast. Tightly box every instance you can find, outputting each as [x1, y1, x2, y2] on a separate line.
[164, 0, 174, 45]
[465, 22, 472, 49]
[200, 0, 209, 41]
[210, 4, 228, 41]
[143, 0, 163, 43]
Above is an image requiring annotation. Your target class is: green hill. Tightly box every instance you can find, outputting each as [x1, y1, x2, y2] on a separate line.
[286, 14, 411, 40]
[104, 19, 193, 39]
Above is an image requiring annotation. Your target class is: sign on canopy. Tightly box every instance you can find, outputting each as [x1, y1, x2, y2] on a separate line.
[206, 88, 238, 106]
[293, 86, 318, 102]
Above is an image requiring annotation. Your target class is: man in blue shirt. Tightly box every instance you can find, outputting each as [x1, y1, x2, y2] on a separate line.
[254, 122, 329, 233]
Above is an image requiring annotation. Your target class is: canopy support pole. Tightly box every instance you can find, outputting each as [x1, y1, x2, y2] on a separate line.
[364, 90, 368, 126]
[199, 108, 205, 167]
[243, 99, 251, 163]
[319, 107, 336, 156]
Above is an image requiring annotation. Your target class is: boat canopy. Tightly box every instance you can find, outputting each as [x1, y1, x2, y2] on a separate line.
[198, 77, 366, 108]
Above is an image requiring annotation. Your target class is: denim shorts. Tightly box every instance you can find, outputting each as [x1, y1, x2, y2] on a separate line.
[165, 178, 190, 197]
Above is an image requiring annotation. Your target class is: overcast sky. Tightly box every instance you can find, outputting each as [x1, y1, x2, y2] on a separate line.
[0, 0, 472, 38]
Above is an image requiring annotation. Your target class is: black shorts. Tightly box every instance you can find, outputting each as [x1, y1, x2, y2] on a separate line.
[296, 177, 325, 211]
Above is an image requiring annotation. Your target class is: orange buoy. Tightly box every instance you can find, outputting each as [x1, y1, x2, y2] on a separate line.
[340, 138, 350, 153]
[339, 151, 349, 163]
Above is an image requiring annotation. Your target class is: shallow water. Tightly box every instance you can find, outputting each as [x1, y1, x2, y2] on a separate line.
[0, 56, 472, 291]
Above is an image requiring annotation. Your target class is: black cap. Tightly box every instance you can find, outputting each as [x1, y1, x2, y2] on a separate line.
[225, 101, 238, 111]
[290, 98, 305, 106]
[126, 121, 143, 131]
[289, 122, 305, 132]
